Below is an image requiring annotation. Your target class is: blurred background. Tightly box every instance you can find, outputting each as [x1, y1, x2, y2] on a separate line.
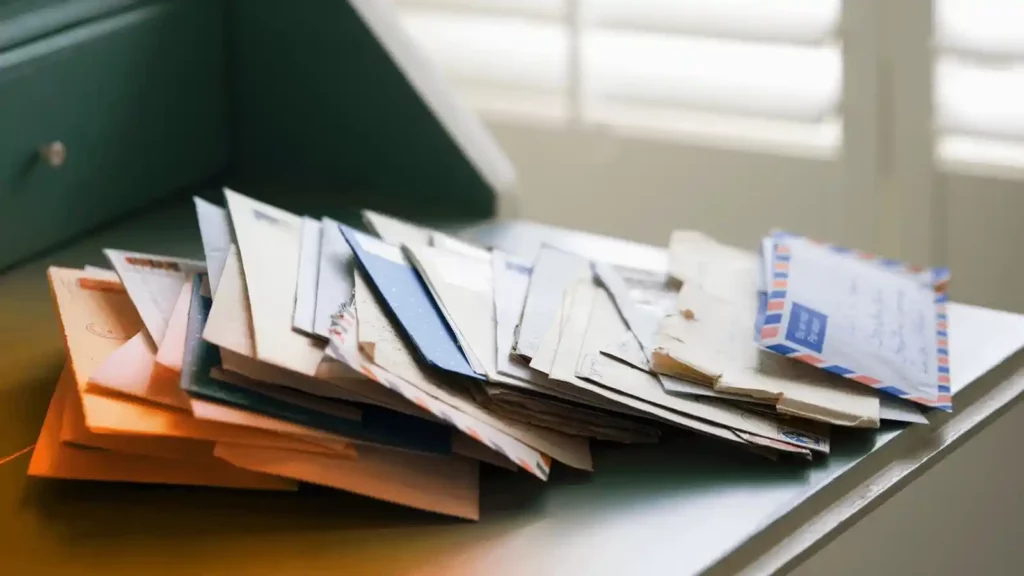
[391, 1, 1024, 573]
[391, 0, 1024, 315]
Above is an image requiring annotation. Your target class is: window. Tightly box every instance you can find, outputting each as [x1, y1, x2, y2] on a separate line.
[935, 0, 1024, 176]
[393, 0, 845, 156]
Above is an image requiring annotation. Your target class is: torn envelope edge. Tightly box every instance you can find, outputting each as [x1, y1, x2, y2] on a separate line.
[577, 348, 823, 455]
[577, 352, 806, 455]
[571, 282, 829, 454]
[759, 231, 952, 411]
[326, 310, 552, 480]
[599, 317, 775, 406]
[313, 217, 356, 340]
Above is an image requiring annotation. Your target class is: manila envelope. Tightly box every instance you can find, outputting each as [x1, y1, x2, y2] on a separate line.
[103, 249, 206, 345]
[215, 441, 480, 520]
[222, 188, 325, 376]
[47, 267, 191, 410]
[28, 366, 296, 490]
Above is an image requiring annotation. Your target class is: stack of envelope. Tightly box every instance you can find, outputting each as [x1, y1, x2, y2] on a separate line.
[28, 188, 947, 520]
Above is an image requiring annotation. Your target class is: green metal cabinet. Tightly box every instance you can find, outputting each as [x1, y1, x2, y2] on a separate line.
[0, 0, 226, 269]
[0, 0, 499, 270]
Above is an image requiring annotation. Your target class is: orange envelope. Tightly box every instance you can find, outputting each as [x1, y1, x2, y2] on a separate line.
[60, 379, 215, 461]
[79, 390, 356, 458]
[28, 367, 296, 491]
[47, 267, 191, 410]
[215, 441, 479, 520]
[155, 280, 193, 372]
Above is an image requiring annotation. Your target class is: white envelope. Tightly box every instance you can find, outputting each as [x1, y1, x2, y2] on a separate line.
[312, 216, 356, 340]
[222, 189, 326, 376]
[193, 196, 233, 296]
[292, 216, 322, 336]
[103, 249, 206, 345]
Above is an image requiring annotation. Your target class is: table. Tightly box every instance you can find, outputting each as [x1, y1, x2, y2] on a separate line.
[3, 192, 1024, 575]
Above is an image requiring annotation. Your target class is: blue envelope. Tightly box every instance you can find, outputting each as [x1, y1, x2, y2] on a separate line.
[339, 224, 481, 380]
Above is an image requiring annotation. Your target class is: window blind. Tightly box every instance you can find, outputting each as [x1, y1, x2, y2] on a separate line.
[393, 0, 844, 153]
[935, 0, 1024, 170]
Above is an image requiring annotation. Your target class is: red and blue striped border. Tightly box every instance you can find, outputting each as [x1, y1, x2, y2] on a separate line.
[759, 232, 952, 412]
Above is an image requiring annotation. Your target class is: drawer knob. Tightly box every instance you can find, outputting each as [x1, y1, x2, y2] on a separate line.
[39, 141, 67, 168]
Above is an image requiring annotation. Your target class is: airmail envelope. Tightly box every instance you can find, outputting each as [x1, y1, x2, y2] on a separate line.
[759, 232, 952, 411]
[28, 366, 296, 491]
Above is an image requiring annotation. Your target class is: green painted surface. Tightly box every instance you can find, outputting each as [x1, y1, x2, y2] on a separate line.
[0, 0, 228, 270]
[226, 0, 495, 224]
[0, 0, 142, 51]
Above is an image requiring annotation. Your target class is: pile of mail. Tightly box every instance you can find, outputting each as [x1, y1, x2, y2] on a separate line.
[27, 189, 948, 519]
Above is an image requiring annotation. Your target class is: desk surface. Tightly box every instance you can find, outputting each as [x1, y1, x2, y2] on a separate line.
[3, 193, 1024, 575]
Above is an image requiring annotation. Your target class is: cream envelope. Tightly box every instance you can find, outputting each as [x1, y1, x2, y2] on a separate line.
[352, 269, 593, 472]
[155, 280, 193, 372]
[28, 367, 296, 491]
[222, 188, 326, 376]
[204, 244, 419, 415]
[103, 248, 206, 345]
[293, 215, 322, 336]
[215, 441, 480, 520]
[655, 277, 881, 429]
[403, 243, 492, 376]
[362, 209, 433, 246]
[514, 246, 592, 361]
[48, 267, 190, 410]
[549, 282, 825, 455]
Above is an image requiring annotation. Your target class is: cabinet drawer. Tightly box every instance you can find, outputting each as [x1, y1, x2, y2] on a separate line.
[0, 0, 226, 270]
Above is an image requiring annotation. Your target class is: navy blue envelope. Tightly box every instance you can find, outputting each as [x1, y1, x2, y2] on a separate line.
[180, 275, 452, 456]
[339, 224, 481, 380]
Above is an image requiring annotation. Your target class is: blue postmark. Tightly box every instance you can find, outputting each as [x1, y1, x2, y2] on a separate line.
[785, 302, 828, 354]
